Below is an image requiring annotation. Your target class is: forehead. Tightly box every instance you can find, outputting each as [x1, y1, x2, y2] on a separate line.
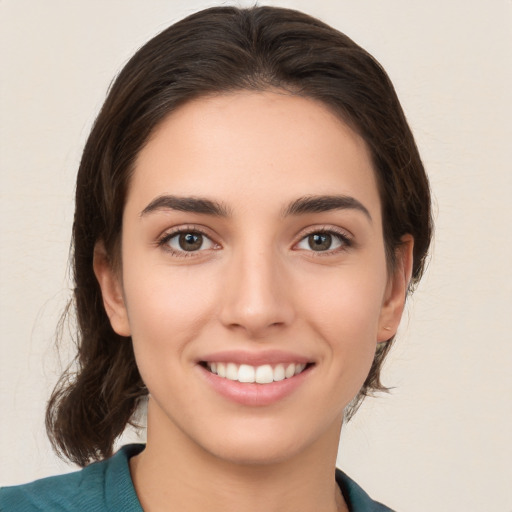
[128, 90, 380, 219]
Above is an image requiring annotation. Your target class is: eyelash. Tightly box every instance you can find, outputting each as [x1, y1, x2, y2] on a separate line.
[157, 226, 217, 258]
[157, 225, 353, 258]
[295, 226, 353, 255]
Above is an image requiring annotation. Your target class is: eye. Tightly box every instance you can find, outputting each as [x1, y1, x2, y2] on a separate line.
[163, 230, 216, 254]
[295, 231, 350, 252]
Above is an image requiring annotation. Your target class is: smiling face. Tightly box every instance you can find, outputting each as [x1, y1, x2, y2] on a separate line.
[95, 90, 411, 466]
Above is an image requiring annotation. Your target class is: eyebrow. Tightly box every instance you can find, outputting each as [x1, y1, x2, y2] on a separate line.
[141, 195, 231, 217]
[140, 193, 371, 222]
[283, 195, 372, 222]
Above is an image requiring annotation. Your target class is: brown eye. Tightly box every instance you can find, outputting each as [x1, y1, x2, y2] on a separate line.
[179, 233, 203, 251]
[296, 231, 349, 253]
[308, 233, 332, 251]
[165, 231, 215, 253]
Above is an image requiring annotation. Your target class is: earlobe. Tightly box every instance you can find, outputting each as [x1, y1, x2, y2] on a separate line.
[377, 235, 414, 342]
[93, 241, 131, 337]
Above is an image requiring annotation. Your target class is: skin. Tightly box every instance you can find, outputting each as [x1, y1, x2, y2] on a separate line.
[94, 90, 413, 512]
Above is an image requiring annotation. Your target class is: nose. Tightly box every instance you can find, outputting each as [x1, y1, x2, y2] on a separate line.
[218, 246, 295, 338]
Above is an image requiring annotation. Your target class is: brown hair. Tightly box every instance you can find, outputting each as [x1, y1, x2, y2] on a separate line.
[46, 5, 432, 466]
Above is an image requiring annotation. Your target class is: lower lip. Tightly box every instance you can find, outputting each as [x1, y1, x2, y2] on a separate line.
[198, 364, 312, 406]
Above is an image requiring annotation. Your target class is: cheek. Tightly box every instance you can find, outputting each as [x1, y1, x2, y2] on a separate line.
[297, 264, 388, 385]
[299, 266, 387, 336]
[121, 263, 219, 350]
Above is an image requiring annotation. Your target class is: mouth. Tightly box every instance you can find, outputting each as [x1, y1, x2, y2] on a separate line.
[200, 361, 313, 384]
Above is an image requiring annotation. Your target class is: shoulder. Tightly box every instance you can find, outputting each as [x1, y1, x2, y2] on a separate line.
[0, 464, 104, 512]
[336, 469, 395, 512]
[0, 444, 144, 512]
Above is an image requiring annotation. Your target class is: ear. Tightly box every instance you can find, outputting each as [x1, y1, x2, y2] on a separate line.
[93, 241, 131, 337]
[377, 235, 414, 342]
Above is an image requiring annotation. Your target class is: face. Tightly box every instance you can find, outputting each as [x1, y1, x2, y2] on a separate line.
[95, 90, 411, 466]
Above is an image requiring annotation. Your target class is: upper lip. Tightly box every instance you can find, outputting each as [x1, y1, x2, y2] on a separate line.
[197, 350, 314, 366]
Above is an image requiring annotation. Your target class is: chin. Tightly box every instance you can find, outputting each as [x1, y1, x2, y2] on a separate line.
[195, 414, 341, 468]
[206, 434, 307, 467]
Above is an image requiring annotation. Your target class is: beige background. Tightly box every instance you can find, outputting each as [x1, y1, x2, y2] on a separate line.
[1, 0, 511, 510]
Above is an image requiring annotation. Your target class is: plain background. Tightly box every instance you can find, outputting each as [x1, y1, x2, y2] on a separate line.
[1, 1, 511, 510]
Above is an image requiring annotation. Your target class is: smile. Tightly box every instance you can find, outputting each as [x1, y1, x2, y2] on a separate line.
[204, 362, 308, 384]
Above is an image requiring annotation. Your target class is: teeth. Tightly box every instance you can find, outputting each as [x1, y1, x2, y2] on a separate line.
[295, 363, 306, 375]
[273, 364, 285, 381]
[206, 361, 308, 384]
[238, 364, 255, 383]
[274, 364, 286, 381]
[217, 362, 226, 378]
[255, 364, 273, 384]
[285, 363, 295, 379]
[226, 363, 238, 380]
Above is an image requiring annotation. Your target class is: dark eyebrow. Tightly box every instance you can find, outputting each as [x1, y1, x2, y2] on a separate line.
[140, 195, 231, 217]
[283, 195, 372, 222]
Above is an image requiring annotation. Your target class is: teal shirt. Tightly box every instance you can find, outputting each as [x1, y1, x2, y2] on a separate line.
[0, 444, 394, 511]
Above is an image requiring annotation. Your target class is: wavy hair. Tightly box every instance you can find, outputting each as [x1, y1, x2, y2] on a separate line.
[46, 5, 432, 466]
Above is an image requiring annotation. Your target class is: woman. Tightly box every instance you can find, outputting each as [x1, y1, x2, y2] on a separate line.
[0, 5, 431, 511]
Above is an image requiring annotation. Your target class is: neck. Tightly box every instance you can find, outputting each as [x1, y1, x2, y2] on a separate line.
[130, 399, 347, 512]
